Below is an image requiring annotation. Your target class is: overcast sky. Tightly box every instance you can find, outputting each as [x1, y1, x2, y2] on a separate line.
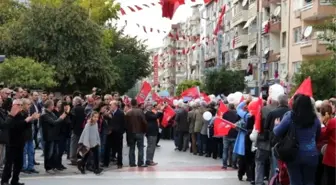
[115, 0, 199, 49]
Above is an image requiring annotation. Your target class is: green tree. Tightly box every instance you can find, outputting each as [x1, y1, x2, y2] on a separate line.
[1, 1, 117, 92]
[0, 57, 57, 89]
[176, 80, 202, 96]
[292, 59, 336, 100]
[104, 27, 152, 94]
[30, 0, 120, 25]
[204, 67, 245, 95]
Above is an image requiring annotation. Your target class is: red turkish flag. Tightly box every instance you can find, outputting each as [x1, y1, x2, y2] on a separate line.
[289, 77, 313, 107]
[161, 0, 185, 20]
[162, 105, 176, 127]
[254, 95, 263, 133]
[181, 86, 200, 98]
[216, 101, 229, 118]
[152, 92, 163, 103]
[164, 97, 174, 106]
[213, 5, 226, 35]
[200, 92, 211, 103]
[204, 0, 212, 3]
[214, 117, 236, 137]
[136, 81, 152, 104]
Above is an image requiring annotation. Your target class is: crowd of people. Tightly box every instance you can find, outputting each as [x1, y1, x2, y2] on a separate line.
[0, 86, 334, 185]
[160, 89, 335, 185]
[0, 87, 165, 185]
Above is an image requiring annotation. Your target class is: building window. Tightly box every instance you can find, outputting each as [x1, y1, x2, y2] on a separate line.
[282, 32, 287, 48]
[292, 61, 301, 73]
[293, 27, 302, 43]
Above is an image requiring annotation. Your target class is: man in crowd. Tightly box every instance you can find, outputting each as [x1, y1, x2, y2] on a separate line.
[40, 100, 69, 173]
[175, 102, 189, 152]
[103, 100, 125, 168]
[1, 99, 39, 185]
[125, 99, 147, 167]
[69, 96, 85, 165]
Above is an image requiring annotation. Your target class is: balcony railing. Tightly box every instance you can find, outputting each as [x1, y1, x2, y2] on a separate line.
[270, 19, 281, 33]
[234, 34, 249, 48]
[300, 31, 333, 56]
[301, 0, 336, 21]
[232, 10, 249, 27]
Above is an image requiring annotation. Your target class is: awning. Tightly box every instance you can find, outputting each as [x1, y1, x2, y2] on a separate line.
[243, 16, 256, 29]
[248, 42, 257, 52]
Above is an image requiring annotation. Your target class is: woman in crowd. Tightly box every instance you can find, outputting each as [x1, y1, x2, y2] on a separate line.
[273, 94, 321, 185]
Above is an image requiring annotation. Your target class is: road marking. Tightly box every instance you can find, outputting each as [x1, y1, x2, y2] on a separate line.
[22, 171, 238, 180]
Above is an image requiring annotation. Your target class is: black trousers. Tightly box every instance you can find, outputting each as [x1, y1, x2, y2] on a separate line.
[324, 165, 335, 185]
[207, 137, 221, 158]
[81, 146, 99, 170]
[104, 133, 123, 166]
[238, 152, 255, 181]
[1, 145, 24, 184]
[156, 132, 161, 145]
[56, 136, 67, 168]
[44, 141, 58, 170]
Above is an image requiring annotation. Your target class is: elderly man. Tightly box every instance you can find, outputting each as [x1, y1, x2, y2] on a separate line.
[1, 99, 39, 185]
[175, 102, 189, 152]
[69, 96, 85, 165]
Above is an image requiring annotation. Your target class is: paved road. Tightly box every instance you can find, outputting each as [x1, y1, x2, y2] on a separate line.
[20, 140, 249, 185]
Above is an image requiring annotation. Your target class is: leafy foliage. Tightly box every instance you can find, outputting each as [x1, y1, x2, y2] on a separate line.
[176, 80, 202, 96]
[204, 68, 245, 95]
[30, 0, 120, 25]
[1, 1, 118, 92]
[292, 59, 336, 100]
[0, 57, 57, 89]
[103, 27, 151, 94]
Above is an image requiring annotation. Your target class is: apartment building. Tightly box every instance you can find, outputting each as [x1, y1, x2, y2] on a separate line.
[288, 0, 335, 84]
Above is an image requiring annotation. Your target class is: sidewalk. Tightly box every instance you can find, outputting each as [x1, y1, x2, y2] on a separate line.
[19, 149, 121, 177]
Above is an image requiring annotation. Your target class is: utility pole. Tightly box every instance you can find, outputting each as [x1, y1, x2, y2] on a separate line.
[257, 7, 263, 95]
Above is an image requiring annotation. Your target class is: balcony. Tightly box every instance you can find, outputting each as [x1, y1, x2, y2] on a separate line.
[269, 0, 281, 4]
[234, 34, 249, 48]
[248, 33, 257, 45]
[300, 39, 332, 56]
[232, 10, 249, 27]
[262, 0, 270, 8]
[248, 56, 259, 64]
[301, 0, 336, 21]
[270, 20, 281, 33]
[248, 1, 258, 18]
[267, 51, 280, 63]
[231, 59, 248, 70]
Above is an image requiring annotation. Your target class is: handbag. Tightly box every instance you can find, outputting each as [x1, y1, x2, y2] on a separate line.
[274, 120, 299, 163]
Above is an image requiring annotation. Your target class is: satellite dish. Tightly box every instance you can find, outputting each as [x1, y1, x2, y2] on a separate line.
[273, 6, 281, 17]
[303, 26, 313, 38]
[242, 0, 248, 7]
[264, 47, 269, 55]
[234, 50, 240, 60]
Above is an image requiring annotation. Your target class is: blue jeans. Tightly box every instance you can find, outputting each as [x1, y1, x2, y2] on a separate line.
[196, 133, 202, 154]
[286, 155, 318, 185]
[270, 147, 278, 178]
[222, 137, 237, 167]
[23, 140, 35, 170]
[100, 133, 107, 159]
[128, 133, 145, 166]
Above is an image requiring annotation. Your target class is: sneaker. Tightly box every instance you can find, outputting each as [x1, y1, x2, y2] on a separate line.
[93, 168, 103, 175]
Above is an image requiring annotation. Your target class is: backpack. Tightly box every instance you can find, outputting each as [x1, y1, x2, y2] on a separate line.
[273, 119, 299, 163]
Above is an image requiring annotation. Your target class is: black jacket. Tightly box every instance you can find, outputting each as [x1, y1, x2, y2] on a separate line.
[0, 109, 9, 144]
[7, 111, 30, 147]
[108, 109, 125, 134]
[145, 111, 163, 136]
[264, 106, 290, 147]
[40, 110, 63, 142]
[222, 110, 240, 139]
[53, 110, 71, 138]
[70, 105, 86, 136]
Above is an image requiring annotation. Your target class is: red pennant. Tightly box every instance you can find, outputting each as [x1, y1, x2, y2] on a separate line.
[214, 117, 236, 137]
[143, 26, 147, 33]
[150, 28, 153, 32]
[152, 92, 163, 103]
[200, 92, 211, 103]
[162, 105, 176, 127]
[216, 101, 229, 118]
[127, 6, 136, 12]
[120, 8, 126, 15]
[254, 96, 263, 133]
[134, 5, 142, 11]
[143, 4, 150, 8]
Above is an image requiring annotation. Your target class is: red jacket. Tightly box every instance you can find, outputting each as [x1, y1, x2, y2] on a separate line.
[321, 118, 336, 167]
